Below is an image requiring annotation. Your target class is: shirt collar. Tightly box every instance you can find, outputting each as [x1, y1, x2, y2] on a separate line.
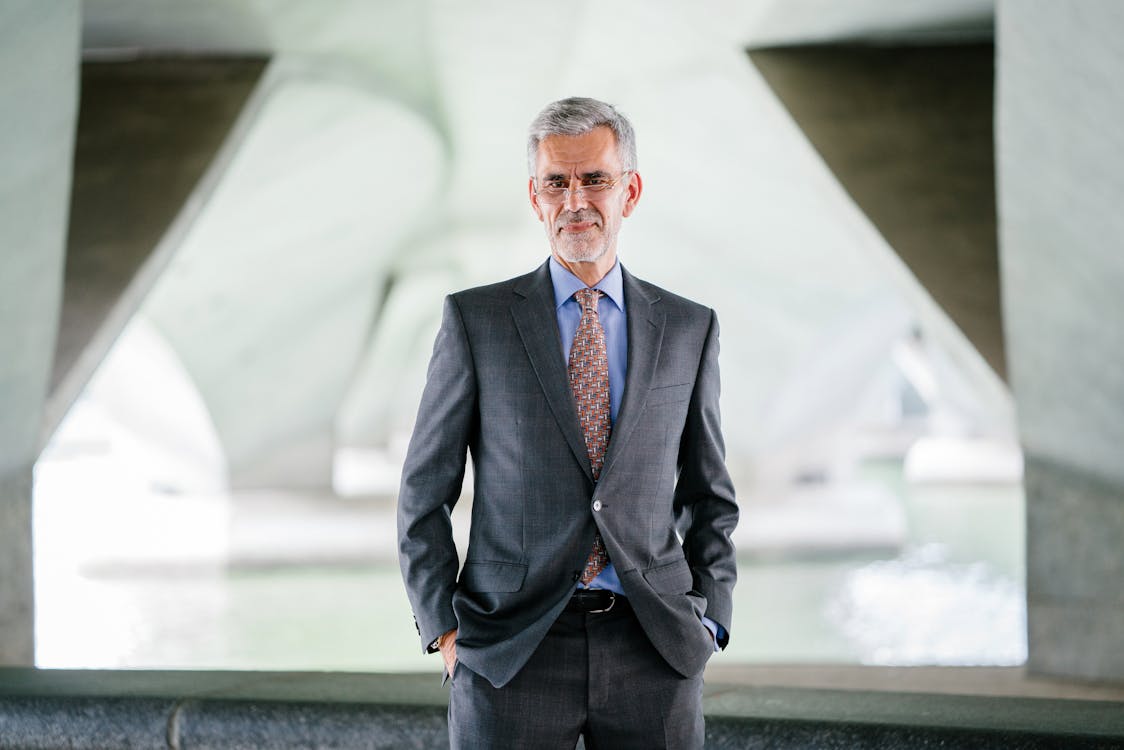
[548, 256, 625, 313]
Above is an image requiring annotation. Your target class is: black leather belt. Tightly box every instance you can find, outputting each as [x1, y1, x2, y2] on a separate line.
[566, 589, 622, 613]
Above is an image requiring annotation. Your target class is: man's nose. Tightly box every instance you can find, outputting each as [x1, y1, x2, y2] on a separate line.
[563, 182, 588, 211]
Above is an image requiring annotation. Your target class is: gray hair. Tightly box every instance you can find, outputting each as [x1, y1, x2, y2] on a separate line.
[526, 97, 637, 176]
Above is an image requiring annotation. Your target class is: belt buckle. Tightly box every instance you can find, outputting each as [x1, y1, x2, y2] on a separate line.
[588, 590, 615, 614]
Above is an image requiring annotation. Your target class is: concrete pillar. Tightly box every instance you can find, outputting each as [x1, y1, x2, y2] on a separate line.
[749, 43, 1005, 380]
[0, 1, 80, 665]
[0, 470, 34, 664]
[137, 78, 445, 490]
[1024, 458, 1124, 680]
[44, 58, 266, 447]
[997, 0, 1124, 681]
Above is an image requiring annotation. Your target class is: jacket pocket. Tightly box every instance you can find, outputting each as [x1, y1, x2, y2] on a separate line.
[646, 382, 693, 406]
[459, 560, 528, 593]
[642, 558, 693, 594]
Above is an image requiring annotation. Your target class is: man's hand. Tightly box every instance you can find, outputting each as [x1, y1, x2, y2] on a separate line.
[438, 628, 458, 676]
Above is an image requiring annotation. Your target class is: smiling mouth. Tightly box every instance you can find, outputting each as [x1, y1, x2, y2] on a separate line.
[559, 221, 598, 234]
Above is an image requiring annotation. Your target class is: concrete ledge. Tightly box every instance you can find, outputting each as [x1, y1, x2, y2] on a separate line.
[704, 684, 1124, 749]
[2, 669, 1123, 749]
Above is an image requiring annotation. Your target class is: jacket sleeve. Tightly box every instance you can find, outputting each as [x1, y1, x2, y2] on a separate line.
[397, 295, 477, 652]
[674, 309, 738, 646]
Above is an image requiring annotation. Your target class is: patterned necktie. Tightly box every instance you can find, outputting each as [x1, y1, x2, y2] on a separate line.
[569, 288, 611, 585]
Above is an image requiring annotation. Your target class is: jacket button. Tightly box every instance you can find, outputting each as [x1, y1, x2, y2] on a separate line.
[592, 500, 602, 512]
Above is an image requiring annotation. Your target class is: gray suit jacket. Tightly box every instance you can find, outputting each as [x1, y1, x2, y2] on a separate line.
[397, 260, 738, 688]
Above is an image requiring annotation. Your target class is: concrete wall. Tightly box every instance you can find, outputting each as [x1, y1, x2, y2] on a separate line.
[997, 0, 1124, 681]
[0, 1, 80, 665]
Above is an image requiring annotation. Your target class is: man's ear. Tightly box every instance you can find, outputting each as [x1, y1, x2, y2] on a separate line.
[529, 178, 545, 221]
[621, 171, 643, 218]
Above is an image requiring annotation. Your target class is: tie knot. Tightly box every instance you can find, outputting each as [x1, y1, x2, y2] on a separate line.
[574, 288, 603, 312]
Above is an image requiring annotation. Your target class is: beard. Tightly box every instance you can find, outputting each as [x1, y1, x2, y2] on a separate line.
[550, 208, 613, 263]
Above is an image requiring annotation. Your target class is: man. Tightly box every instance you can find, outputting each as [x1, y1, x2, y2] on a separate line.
[398, 97, 738, 749]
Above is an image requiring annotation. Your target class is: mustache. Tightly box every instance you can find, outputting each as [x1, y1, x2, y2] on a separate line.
[555, 209, 601, 231]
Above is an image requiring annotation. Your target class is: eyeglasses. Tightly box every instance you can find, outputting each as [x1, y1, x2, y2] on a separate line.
[533, 171, 632, 204]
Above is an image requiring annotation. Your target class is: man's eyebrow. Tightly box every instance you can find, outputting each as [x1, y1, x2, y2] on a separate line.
[540, 170, 610, 181]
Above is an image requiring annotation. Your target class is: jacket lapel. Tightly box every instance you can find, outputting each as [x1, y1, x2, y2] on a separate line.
[510, 261, 594, 482]
[600, 267, 664, 481]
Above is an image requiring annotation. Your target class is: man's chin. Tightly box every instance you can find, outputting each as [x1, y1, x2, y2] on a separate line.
[554, 242, 608, 265]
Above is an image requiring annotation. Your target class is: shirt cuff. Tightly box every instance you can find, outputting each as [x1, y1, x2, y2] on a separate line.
[701, 616, 726, 652]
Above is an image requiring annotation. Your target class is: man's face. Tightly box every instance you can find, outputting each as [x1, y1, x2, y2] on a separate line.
[529, 126, 641, 267]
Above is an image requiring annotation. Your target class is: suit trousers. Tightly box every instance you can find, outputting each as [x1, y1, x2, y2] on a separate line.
[447, 596, 705, 750]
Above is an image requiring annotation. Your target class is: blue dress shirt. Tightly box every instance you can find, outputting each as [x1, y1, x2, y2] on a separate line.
[548, 258, 723, 649]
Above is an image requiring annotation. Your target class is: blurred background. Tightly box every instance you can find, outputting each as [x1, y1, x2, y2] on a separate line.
[3, 0, 1121, 684]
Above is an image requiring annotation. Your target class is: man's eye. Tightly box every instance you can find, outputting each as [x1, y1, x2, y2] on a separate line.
[583, 177, 609, 187]
[543, 180, 568, 190]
